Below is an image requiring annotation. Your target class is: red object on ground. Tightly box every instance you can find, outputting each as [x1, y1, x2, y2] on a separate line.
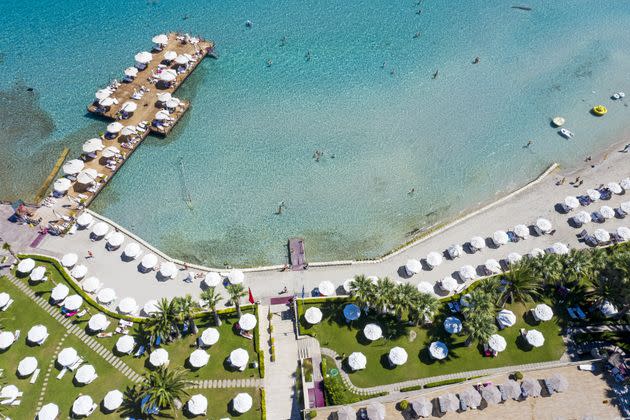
[248, 287, 255, 304]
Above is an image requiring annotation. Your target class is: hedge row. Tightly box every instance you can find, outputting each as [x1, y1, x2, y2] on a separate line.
[423, 377, 467, 388]
[260, 387, 266, 420]
[254, 304, 265, 378]
[399, 384, 423, 392]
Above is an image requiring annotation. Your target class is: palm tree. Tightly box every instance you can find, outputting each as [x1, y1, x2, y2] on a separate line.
[461, 288, 495, 319]
[373, 277, 396, 314]
[528, 253, 563, 287]
[226, 284, 247, 318]
[200, 287, 223, 326]
[139, 367, 191, 417]
[499, 263, 541, 307]
[173, 295, 200, 335]
[144, 298, 177, 344]
[391, 283, 415, 319]
[463, 312, 497, 347]
[409, 291, 439, 325]
[350, 275, 376, 309]
[562, 249, 594, 287]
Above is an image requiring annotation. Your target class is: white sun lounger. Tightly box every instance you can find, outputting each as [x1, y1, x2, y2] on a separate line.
[30, 368, 40, 384]
[0, 299, 13, 311]
[56, 367, 67, 379]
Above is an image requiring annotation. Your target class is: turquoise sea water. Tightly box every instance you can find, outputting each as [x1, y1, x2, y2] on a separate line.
[2, 0, 630, 266]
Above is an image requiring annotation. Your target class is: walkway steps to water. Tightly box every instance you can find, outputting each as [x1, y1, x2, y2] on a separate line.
[289, 237, 306, 271]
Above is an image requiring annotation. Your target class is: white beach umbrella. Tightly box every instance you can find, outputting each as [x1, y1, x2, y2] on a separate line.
[426, 252, 443, 267]
[513, 224, 529, 239]
[621, 178, 630, 190]
[76, 168, 98, 185]
[239, 313, 257, 331]
[189, 349, 210, 368]
[106, 121, 123, 134]
[492, 230, 509, 246]
[165, 98, 180, 109]
[485, 258, 502, 274]
[0, 293, 9, 308]
[564, 196, 580, 210]
[439, 393, 460, 413]
[28, 324, 48, 344]
[526, 329, 545, 347]
[586, 189, 600, 201]
[367, 402, 386, 420]
[121, 125, 137, 137]
[38, 403, 59, 420]
[388, 346, 408, 365]
[480, 385, 502, 405]
[62, 159, 84, 175]
[411, 397, 432, 417]
[545, 373, 569, 393]
[367, 275, 379, 284]
[149, 348, 169, 367]
[533, 303, 553, 321]
[135, 51, 153, 64]
[175, 54, 190, 65]
[82, 137, 104, 154]
[188, 394, 208, 416]
[17, 258, 35, 274]
[0, 385, 18, 401]
[608, 182, 623, 194]
[120, 101, 137, 113]
[99, 96, 115, 107]
[304, 307, 323, 324]
[447, 244, 463, 259]
[459, 265, 476, 281]
[97, 288, 116, 304]
[107, 231, 124, 248]
[118, 297, 138, 314]
[229, 348, 249, 368]
[228, 269, 245, 284]
[499, 380, 521, 401]
[51, 283, 69, 301]
[200, 328, 220, 346]
[202, 272, 221, 288]
[116, 335, 135, 354]
[507, 252, 522, 265]
[529, 248, 545, 258]
[124, 66, 138, 78]
[459, 387, 482, 410]
[593, 228, 610, 243]
[95, 88, 111, 100]
[342, 278, 354, 293]
[443, 316, 462, 334]
[417, 281, 434, 294]
[536, 218, 552, 233]
[574, 210, 591, 225]
[441, 276, 458, 292]
[487, 334, 507, 352]
[159, 261, 178, 278]
[61, 253, 78, 267]
[617, 226, 630, 241]
[70, 264, 88, 279]
[82, 276, 100, 293]
[152, 34, 168, 45]
[233, 393, 253, 413]
[469, 236, 486, 251]
[75, 364, 96, 384]
[163, 51, 177, 61]
[142, 300, 159, 316]
[600, 205, 615, 219]
[57, 347, 78, 367]
[72, 395, 94, 416]
[159, 69, 178, 82]
[53, 177, 72, 193]
[141, 253, 158, 270]
[92, 222, 109, 237]
[621, 201, 630, 215]
[496, 309, 516, 328]
[550, 242, 569, 255]
[318, 280, 335, 296]
[63, 295, 83, 311]
[76, 212, 94, 227]
[429, 341, 448, 360]
[405, 259, 422, 275]
[18, 356, 38, 376]
[521, 378, 542, 398]
[104, 389, 124, 411]
[348, 352, 367, 370]
[363, 323, 382, 341]
[123, 242, 141, 259]
[88, 313, 109, 332]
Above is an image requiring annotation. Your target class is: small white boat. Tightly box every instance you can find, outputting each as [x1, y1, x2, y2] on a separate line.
[612, 93, 620, 100]
[620, 92, 626, 98]
[552, 116, 565, 127]
[559, 128, 574, 139]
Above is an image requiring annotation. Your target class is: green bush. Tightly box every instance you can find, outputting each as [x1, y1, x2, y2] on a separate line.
[260, 388, 266, 420]
[308, 411, 317, 418]
[514, 371, 524, 380]
[424, 377, 467, 388]
[400, 385, 423, 392]
[398, 400, 409, 411]
[267, 311, 273, 321]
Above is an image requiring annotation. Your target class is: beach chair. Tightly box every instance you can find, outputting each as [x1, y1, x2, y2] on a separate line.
[10, 399, 21, 406]
[576, 229, 588, 241]
[13, 330, 19, 340]
[578, 364, 594, 371]
[567, 308, 578, 319]
[68, 357, 84, 371]
[575, 307, 587, 319]
[30, 368, 40, 384]
[134, 345, 146, 358]
[1, 299, 13, 311]
[56, 367, 67, 379]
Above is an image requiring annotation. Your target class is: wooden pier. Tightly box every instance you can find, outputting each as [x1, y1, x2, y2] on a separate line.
[288, 237, 307, 270]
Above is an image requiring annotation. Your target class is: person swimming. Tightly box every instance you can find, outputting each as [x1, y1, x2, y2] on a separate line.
[472, 57, 480, 64]
[432, 70, 439, 79]
[245, 20, 253, 28]
[413, 32, 421, 39]
[266, 59, 273, 67]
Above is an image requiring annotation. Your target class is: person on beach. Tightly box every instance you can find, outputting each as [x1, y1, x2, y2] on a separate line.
[86, 250, 94, 259]
[408, 188, 415, 195]
[622, 143, 630, 153]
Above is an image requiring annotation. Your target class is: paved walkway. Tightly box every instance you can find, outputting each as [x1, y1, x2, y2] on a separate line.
[188, 378, 264, 389]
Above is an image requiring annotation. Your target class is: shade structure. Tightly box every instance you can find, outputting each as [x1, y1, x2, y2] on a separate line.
[348, 352, 367, 370]
[95, 88, 111, 100]
[405, 259, 422, 275]
[120, 101, 137, 114]
[459, 386, 482, 409]
[617, 226, 630, 241]
[564, 196, 580, 210]
[163, 51, 177, 61]
[366, 402, 386, 420]
[593, 228, 610, 243]
[135, 51, 153, 64]
[203, 272, 221, 288]
[123, 242, 141, 259]
[443, 317, 462, 334]
[189, 349, 210, 368]
[600, 205, 615, 219]
[492, 230, 509, 246]
[116, 335, 135, 354]
[513, 224, 530, 238]
[106, 121, 123, 134]
[485, 258, 502, 274]
[51, 283, 69, 301]
[417, 281, 434, 294]
[545, 373, 568, 393]
[61, 253, 78, 267]
[88, 313, 109, 331]
[388, 346, 408, 365]
[38, 403, 59, 420]
[438, 393, 459, 413]
[72, 395, 95, 416]
[120, 125, 137, 137]
[496, 309, 516, 328]
[118, 297, 138, 314]
[76, 168, 98, 185]
[480, 385, 502, 405]
[17, 258, 35, 274]
[97, 288, 116, 304]
[460, 293, 471, 307]
[304, 307, 323, 324]
[499, 380, 521, 400]
[0, 332, 14, 349]
[608, 182, 623, 194]
[75, 364, 97, 384]
[18, 356, 38, 376]
[187, 394, 208, 416]
[141, 253, 158, 270]
[99, 96, 115, 107]
[53, 177, 72, 193]
[586, 189, 601, 201]
[159, 261, 178, 278]
[426, 251, 443, 267]
[159, 69, 178, 82]
[363, 323, 382, 341]
[447, 244, 463, 259]
[336, 406, 356, 420]
[343, 303, 361, 321]
[62, 159, 85, 175]
[232, 392, 253, 413]
[440, 276, 458, 292]
[70, 264, 88, 279]
[239, 313, 257, 330]
[525, 329, 545, 347]
[76, 212, 94, 227]
[107, 231, 125, 248]
[574, 210, 591, 225]
[175, 54, 190, 65]
[104, 389, 124, 411]
[506, 252, 522, 265]
[165, 98, 180, 109]
[470, 236, 486, 251]
[200, 328, 220, 346]
[142, 300, 159, 316]
[92, 221, 109, 237]
[155, 110, 171, 120]
[63, 294, 83, 311]
[487, 334, 507, 352]
[318, 280, 335, 296]
[533, 303, 553, 321]
[124, 66, 138, 78]
[535, 218, 552, 233]
[410, 397, 432, 418]
[229, 348, 249, 369]
[521, 378, 542, 398]
[228, 269, 245, 284]
[149, 348, 169, 367]
[57, 347, 79, 367]
[342, 278, 354, 293]
[152, 33, 168, 45]
[28, 268, 44, 284]
[82, 137, 104, 154]
[550, 242, 569, 255]
[459, 265, 476, 281]
[621, 201, 630, 214]
[429, 341, 449, 360]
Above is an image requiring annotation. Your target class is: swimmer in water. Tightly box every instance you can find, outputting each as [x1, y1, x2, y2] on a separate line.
[266, 59, 273, 67]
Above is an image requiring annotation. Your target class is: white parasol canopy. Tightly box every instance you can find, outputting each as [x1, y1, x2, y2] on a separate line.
[38, 403, 60, 420]
[159, 69, 178, 82]
[621, 178, 630, 190]
[318, 280, 335, 296]
[564, 196, 579, 210]
[411, 397, 432, 417]
[99, 96, 115, 107]
[232, 393, 253, 413]
[574, 210, 591, 225]
[593, 228, 610, 243]
[363, 323, 382, 341]
[533, 303, 553, 321]
[121, 101, 137, 113]
[189, 349, 210, 368]
[118, 297, 138, 314]
[304, 307, 323, 324]
[81, 276, 101, 292]
[239, 313, 257, 330]
[124, 66, 138, 77]
[92, 221, 109, 237]
[429, 341, 448, 360]
[417, 281, 434, 294]
[76, 168, 98, 185]
[506, 252, 522, 265]
[492, 230, 509, 246]
[229, 348, 249, 368]
[521, 378, 542, 398]
[480, 385, 502, 405]
[203, 272, 221, 288]
[388, 346, 408, 365]
[536, 218, 552, 233]
[175, 54, 190, 65]
[342, 278, 354, 293]
[106, 121, 123, 134]
[159, 261, 178, 278]
[587, 189, 600, 201]
[149, 348, 169, 367]
[63, 294, 83, 311]
[600, 301, 618, 317]
[367, 402, 386, 420]
[97, 288, 116, 304]
[72, 395, 94, 416]
[88, 313, 109, 331]
[426, 251, 443, 267]
[600, 205, 615, 219]
[143, 300, 160, 315]
[157, 92, 172, 102]
[51, 283, 69, 301]
[470, 236, 486, 251]
[441, 276, 458, 292]
[228, 269, 245, 284]
[525, 329, 545, 347]
[545, 373, 569, 393]
[163, 51, 177, 61]
[188, 394, 208, 416]
[496, 309, 516, 328]
[443, 317, 462, 334]
[550, 242, 569, 255]
[485, 258, 502, 274]
[165, 98, 180, 109]
[513, 224, 529, 239]
[104, 389, 124, 411]
[61, 252, 78, 267]
[0, 293, 9, 309]
[82, 137, 104, 154]
[405, 259, 422, 275]
[621, 201, 630, 214]
[62, 159, 84, 175]
[447, 244, 463, 259]
[120, 125, 137, 136]
[135, 51, 153, 64]
[152, 34, 168, 45]
[141, 253, 158, 270]
[95, 88, 111, 100]
[608, 182, 623, 194]
[487, 334, 507, 352]
[459, 387, 482, 409]
[57, 347, 79, 367]
[75, 364, 97, 384]
[70, 264, 88, 279]
[439, 393, 460, 413]
[348, 352, 367, 370]
[53, 177, 72, 193]
[18, 356, 38, 376]
[107, 231, 124, 248]
[76, 212, 94, 227]
[617, 226, 630, 241]
[17, 258, 35, 274]
[116, 335, 135, 354]
[124, 242, 141, 259]
[459, 265, 476, 281]
[200, 328, 220, 346]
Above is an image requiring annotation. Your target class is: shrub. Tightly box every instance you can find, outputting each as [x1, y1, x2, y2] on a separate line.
[514, 371, 524, 380]
[424, 378, 466, 388]
[398, 400, 409, 411]
[260, 388, 266, 420]
[267, 311, 273, 321]
[308, 411, 317, 418]
[400, 385, 423, 392]
[268, 324, 274, 333]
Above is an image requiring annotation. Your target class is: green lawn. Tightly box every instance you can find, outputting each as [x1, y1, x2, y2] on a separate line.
[299, 299, 565, 388]
[198, 387, 263, 420]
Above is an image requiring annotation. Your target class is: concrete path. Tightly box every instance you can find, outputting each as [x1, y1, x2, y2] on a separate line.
[188, 378, 263, 389]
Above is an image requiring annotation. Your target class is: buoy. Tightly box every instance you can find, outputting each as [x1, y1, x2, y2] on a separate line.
[592, 105, 607, 116]
[552, 116, 565, 127]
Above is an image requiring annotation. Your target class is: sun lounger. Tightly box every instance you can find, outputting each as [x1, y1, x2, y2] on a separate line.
[576, 229, 588, 241]
[10, 399, 21, 406]
[239, 330, 253, 340]
[575, 307, 586, 319]
[567, 308, 578, 319]
[134, 345, 146, 358]
[30, 368, 40, 384]
[56, 367, 67, 379]
[120, 319, 133, 328]
[97, 332, 113, 338]
[0, 299, 13, 311]
[68, 357, 84, 371]
[13, 330, 19, 340]
[579, 364, 594, 371]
